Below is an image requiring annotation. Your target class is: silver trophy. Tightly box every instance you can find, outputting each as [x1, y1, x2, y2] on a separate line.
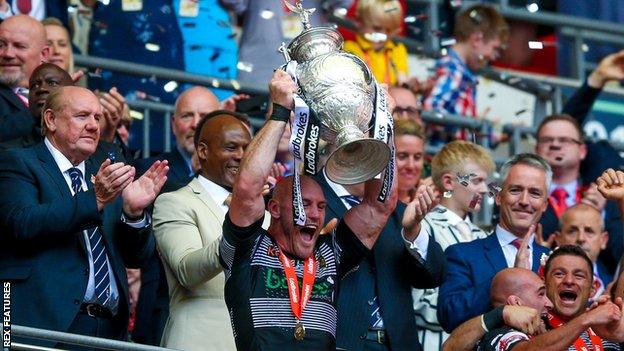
[281, 0, 390, 185]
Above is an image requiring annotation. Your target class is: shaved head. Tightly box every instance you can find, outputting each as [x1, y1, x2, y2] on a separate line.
[0, 15, 49, 88]
[491, 268, 538, 306]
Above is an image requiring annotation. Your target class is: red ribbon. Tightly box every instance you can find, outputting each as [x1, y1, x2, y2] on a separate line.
[547, 312, 603, 351]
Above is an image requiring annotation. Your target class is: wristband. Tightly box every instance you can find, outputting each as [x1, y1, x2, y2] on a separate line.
[270, 103, 291, 122]
[482, 306, 505, 332]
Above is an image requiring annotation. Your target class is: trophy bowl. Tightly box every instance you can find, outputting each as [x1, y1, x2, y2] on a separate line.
[288, 27, 391, 184]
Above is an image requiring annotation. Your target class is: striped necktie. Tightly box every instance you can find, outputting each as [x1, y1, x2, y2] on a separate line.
[68, 167, 112, 307]
[340, 194, 361, 208]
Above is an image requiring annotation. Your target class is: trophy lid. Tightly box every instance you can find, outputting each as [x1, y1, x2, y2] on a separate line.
[287, 27, 344, 62]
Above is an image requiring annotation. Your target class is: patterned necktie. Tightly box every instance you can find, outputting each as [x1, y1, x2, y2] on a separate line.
[68, 167, 112, 306]
[340, 194, 361, 208]
[16, 0, 32, 14]
[550, 187, 569, 218]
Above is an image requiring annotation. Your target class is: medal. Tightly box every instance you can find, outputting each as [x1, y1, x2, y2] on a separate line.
[294, 321, 306, 341]
[278, 250, 316, 342]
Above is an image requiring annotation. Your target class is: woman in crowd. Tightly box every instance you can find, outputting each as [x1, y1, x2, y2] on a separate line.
[412, 140, 495, 351]
[42, 18, 74, 74]
[395, 118, 427, 204]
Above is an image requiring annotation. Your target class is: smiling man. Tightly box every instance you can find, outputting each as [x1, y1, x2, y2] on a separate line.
[153, 110, 254, 350]
[438, 153, 551, 332]
[0, 14, 49, 141]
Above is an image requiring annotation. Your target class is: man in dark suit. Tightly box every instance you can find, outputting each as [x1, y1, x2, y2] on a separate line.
[135, 86, 220, 193]
[316, 171, 445, 350]
[535, 114, 624, 274]
[0, 15, 49, 142]
[438, 153, 551, 333]
[0, 86, 168, 347]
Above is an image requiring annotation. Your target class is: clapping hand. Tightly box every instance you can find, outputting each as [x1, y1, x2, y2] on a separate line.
[402, 184, 436, 241]
[514, 224, 535, 270]
[122, 160, 169, 218]
[94, 159, 135, 211]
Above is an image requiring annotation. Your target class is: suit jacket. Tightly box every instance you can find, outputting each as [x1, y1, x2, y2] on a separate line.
[0, 84, 33, 142]
[135, 148, 192, 194]
[0, 142, 154, 346]
[315, 174, 445, 351]
[153, 177, 269, 350]
[540, 197, 623, 274]
[437, 233, 550, 333]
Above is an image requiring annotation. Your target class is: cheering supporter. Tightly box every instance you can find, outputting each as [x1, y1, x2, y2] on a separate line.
[535, 114, 624, 274]
[0, 86, 168, 347]
[395, 118, 427, 204]
[552, 204, 612, 300]
[41, 17, 73, 74]
[438, 153, 551, 332]
[343, 0, 408, 86]
[423, 4, 507, 142]
[0, 15, 49, 142]
[413, 140, 494, 350]
[154, 110, 258, 350]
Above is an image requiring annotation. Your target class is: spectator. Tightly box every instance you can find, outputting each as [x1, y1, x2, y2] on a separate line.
[554, 204, 612, 299]
[423, 4, 507, 141]
[135, 86, 220, 194]
[219, 69, 399, 350]
[394, 118, 426, 204]
[154, 110, 259, 350]
[535, 114, 623, 274]
[315, 131, 445, 349]
[413, 140, 494, 350]
[343, 0, 408, 85]
[117, 106, 132, 146]
[437, 153, 551, 332]
[0, 86, 167, 347]
[389, 85, 422, 126]
[41, 17, 74, 74]
[0, 14, 49, 142]
[220, 0, 353, 88]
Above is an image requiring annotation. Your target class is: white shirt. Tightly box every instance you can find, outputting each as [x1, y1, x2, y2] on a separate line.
[322, 170, 430, 259]
[549, 179, 578, 207]
[0, 0, 45, 20]
[197, 175, 231, 214]
[495, 224, 534, 268]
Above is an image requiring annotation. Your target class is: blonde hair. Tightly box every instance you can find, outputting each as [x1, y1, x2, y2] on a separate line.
[42, 17, 75, 74]
[356, 0, 404, 34]
[431, 140, 495, 189]
[41, 88, 68, 135]
[454, 4, 508, 43]
[394, 118, 424, 140]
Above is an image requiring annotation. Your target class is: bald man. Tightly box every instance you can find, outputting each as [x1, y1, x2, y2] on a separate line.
[0, 14, 49, 141]
[135, 86, 220, 194]
[153, 110, 259, 350]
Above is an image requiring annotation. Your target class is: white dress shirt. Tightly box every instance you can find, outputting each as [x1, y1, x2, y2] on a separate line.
[549, 179, 578, 207]
[495, 224, 534, 268]
[197, 175, 231, 214]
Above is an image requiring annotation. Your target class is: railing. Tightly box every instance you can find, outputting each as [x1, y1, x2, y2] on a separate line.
[9, 325, 176, 351]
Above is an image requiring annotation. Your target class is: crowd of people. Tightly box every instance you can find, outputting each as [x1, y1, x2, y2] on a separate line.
[1, 1, 624, 351]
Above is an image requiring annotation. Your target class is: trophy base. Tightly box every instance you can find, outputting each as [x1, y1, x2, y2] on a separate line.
[325, 139, 391, 185]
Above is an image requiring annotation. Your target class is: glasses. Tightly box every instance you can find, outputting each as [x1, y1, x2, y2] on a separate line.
[537, 136, 582, 146]
[392, 106, 420, 119]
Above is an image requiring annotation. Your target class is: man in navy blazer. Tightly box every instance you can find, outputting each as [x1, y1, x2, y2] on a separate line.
[438, 153, 552, 333]
[0, 86, 168, 347]
[316, 170, 445, 350]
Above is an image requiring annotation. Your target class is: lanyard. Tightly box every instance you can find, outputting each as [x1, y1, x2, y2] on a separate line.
[547, 312, 603, 351]
[278, 251, 316, 320]
[548, 185, 584, 218]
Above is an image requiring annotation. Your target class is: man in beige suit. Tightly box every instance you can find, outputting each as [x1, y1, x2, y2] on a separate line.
[153, 109, 265, 350]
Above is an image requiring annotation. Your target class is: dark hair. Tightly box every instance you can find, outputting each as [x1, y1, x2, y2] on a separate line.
[536, 114, 585, 144]
[544, 245, 593, 277]
[193, 109, 251, 149]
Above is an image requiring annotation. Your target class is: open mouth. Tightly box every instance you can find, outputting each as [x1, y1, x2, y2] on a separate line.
[227, 166, 239, 175]
[559, 290, 578, 305]
[300, 225, 317, 243]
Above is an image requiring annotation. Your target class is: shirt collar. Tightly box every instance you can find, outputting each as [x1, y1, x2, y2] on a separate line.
[549, 179, 578, 198]
[197, 175, 231, 207]
[354, 33, 396, 52]
[44, 137, 86, 176]
[436, 204, 472, 226]
[496, 224, 534, 247]
[447, 48, 478, 83]
[323, 169, 352, 198]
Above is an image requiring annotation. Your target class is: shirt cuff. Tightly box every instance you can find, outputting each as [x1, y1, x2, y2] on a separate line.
[121, 212, 150, 228]
[402, 226, 429, 260]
